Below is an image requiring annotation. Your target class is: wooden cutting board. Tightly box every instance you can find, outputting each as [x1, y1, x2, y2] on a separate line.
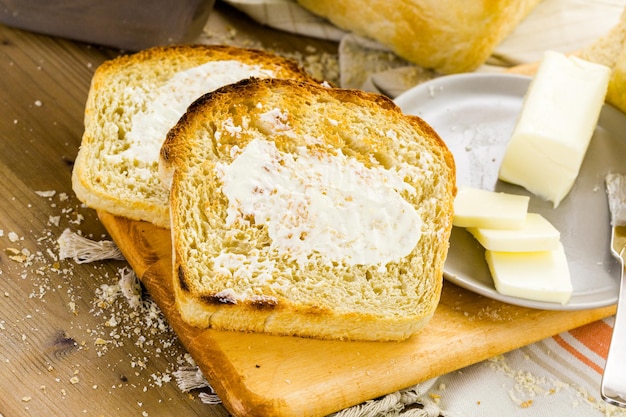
[98, 211, 615, 417]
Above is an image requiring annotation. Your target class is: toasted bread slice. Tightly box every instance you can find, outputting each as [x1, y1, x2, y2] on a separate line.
[161, 78, 456, 341]
[72, 44, 315, 228]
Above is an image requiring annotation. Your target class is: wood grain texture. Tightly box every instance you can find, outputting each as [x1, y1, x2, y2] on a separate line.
[98, 211, 616, 417]
[0, 3, 340, 416]
[0, 15, 227, 417]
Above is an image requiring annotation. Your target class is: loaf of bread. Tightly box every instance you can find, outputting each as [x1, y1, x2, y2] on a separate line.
[580, 7, 626, 115]
[160, 77, 456, 341]
[72, 45, 316, 229]
[295, 0, 542, 74]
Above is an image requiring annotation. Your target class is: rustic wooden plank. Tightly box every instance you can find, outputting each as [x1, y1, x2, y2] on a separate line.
[0, 22, 230, 417]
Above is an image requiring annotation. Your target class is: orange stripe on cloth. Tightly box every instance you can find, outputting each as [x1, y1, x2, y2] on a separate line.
[552, 320, 613, 375]
[568, 320, 612, 360]
[553, 335, 604, 375]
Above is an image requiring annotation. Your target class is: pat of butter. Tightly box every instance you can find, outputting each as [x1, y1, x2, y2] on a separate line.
[453, 187, 529, 229]
[485, 243, 572, 305]
[218, 138, 422, 267]
[498, 51, 611, 208]
[468, 213, 560, 252]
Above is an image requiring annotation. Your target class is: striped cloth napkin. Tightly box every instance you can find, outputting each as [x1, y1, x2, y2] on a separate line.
[422, 318, 622, 417]
[321, 318, 622, 417]
[207, 1, 626, 416]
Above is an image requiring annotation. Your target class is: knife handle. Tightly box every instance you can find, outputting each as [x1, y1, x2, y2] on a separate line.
[601, 256, 626, 407]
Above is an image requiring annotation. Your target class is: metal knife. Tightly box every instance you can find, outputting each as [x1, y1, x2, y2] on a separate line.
[602, 173, 626, 407]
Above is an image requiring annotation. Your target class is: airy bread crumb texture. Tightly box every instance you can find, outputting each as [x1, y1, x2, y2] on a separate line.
[579, 7, 626, 114]
[72, 45, 316, 228]
[162, 78, 456, 341]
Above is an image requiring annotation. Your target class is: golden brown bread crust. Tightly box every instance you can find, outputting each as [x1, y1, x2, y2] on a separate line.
[73, 44, 316, 229]
[162, 78, 455, 175]
[93, 44, 309, 80]
[579, 7, 626, 115]
[162, 78, 456, 341]
[295, 0, 542, 74]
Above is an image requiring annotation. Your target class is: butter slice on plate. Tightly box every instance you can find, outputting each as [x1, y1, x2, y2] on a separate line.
[498, 50, 611, 208]
[453, 187, 529, 229]
[485, 243, 573, 305]
[468, 213, 560, 252]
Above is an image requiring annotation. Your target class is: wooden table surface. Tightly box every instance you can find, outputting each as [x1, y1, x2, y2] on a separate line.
[2, 2, 622, 416]
[0, 3, 337, 416]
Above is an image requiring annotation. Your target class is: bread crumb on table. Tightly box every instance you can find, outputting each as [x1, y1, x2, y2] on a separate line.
[1, 190, 215, 412]
[197, 27, 340, 86]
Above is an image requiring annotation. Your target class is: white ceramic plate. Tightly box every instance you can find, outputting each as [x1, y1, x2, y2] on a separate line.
[394, 73, 624, 311]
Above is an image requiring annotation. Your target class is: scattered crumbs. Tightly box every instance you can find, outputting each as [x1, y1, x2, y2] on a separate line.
[520, 399, 534, 408]
[94, 338, 108, 346]
[22, 396, 32, 402]
[487, 354, 594, 412]
[35, 190, 56, 198]
[34, 100, 43, 107]
[196, 28, 340, 86]
[428, 393, 441, 404]
[0, 190, 213, 408]
[457, 304, 519, 323]
[68, 301, 77, 315]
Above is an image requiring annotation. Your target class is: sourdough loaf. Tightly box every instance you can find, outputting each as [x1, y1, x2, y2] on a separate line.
[295, 0, 542, 74]
[72, 45, 315, 228]
[580, 7, 626, 115]
[160, 78, 456, 341]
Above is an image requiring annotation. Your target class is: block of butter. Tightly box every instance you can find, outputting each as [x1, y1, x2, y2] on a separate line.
[485, 243, 573, 305]
[498, 50, 611, 207]
[453, 186, 529, 229]
[467, 213, 560, 252]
